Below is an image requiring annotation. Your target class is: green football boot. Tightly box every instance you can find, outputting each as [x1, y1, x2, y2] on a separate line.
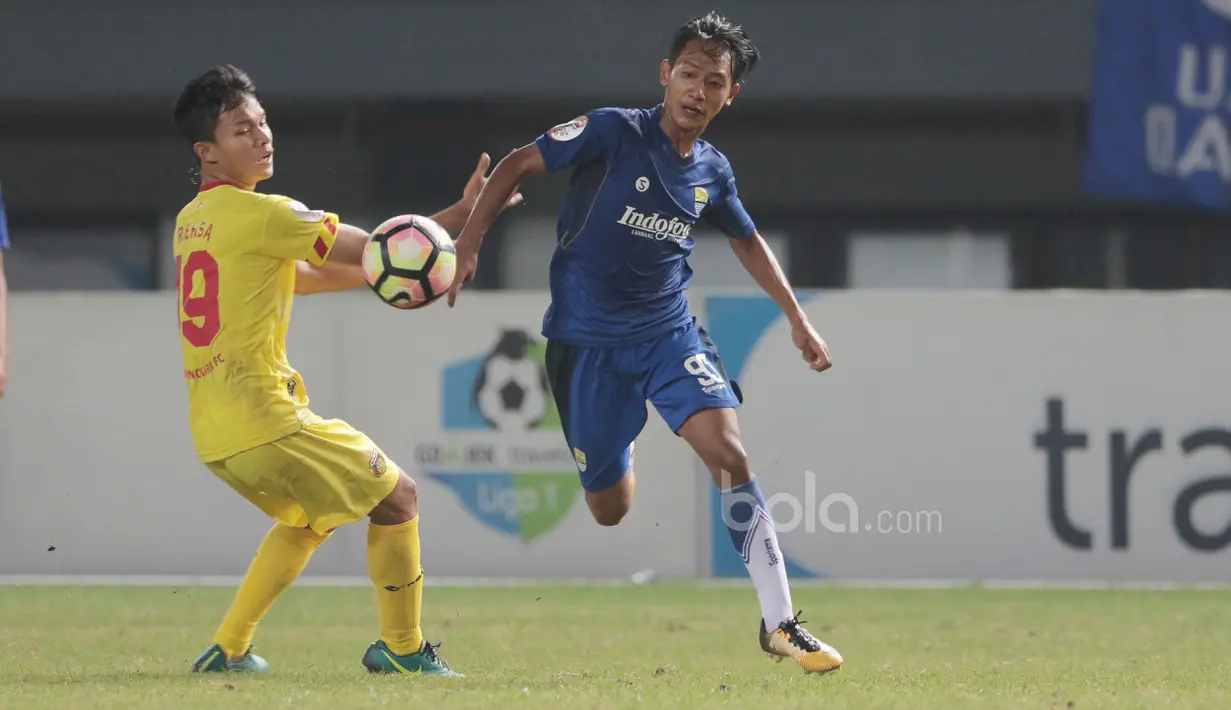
[361, 639, 462, 677]
[192, 643, 269, 674]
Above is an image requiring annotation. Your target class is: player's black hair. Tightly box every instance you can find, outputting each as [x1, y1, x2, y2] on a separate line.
[668, 11, 761, 85]
[173, 64, 260, 144]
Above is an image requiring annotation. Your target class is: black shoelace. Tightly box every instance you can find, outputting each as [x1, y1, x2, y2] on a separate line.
[422, 640, 451, 668]
[781, 612, 824, 652]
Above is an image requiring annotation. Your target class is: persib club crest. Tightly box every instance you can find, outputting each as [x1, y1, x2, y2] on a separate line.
[694, 186, 709, 215]
[419, 329, 581, 544]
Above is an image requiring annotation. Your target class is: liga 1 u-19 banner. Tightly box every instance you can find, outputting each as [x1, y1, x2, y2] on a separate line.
[4, 290, 1231, 583]
[1083, 0, 1231, 209]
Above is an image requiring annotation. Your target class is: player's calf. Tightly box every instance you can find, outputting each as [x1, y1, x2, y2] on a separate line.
[678, 407, 753, 489]
[364, 469, 447, 673]
[677, 406, 842, 669]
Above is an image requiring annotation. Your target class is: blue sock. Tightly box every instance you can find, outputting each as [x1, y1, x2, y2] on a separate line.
[721, 478, 793, 628]
[722, 480, 769, 562]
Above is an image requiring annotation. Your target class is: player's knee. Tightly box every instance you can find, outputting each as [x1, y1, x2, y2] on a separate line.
[586, 481, 632, 527]
[370, 472, 418, 526]
[590, 502, 629, 527]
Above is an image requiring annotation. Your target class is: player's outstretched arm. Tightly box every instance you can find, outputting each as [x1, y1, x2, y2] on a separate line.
[728, 233, 832, 372]
[296, 152, 525, 297]
[447, 144, 546, 306]
[292, 222, 368, 295]
[431, 153, 525, 236]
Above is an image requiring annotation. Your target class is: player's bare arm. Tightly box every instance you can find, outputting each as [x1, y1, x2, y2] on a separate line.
[295, 261, 366, 295]
[296, 153, 523, 297]
[436, 152, 525, 236]
[447, 144, 546, 306]
[727, 231, 831, 372]
[0, 250, 7, 398]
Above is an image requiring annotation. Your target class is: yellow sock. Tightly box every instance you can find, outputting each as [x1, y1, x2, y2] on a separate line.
[367, 517, 424, 655]
[213, 523, 328, 659]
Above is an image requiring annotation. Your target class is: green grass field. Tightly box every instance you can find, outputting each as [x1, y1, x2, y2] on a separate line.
[1, 582, 1228, 709]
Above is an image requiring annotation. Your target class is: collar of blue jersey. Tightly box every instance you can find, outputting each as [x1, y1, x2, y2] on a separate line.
[652, 104, 697, 164]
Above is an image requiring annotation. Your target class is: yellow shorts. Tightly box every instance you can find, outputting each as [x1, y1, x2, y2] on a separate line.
[206, 414, 402, 533]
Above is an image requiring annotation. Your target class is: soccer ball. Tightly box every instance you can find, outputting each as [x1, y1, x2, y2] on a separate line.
[472, 329, 550, 431]
[362, 214, 456, 309]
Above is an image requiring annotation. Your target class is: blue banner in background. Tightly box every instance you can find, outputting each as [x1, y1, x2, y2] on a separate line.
[1083, 0, 1231, 210]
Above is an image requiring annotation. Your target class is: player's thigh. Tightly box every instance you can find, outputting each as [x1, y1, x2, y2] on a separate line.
[545, 339, 645, 493]
[644, 320, 744, 435]
[205, 458, 311, 529]
[227, 419, 401, 532]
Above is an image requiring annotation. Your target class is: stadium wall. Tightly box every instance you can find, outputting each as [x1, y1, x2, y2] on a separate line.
[0, 0, 1093, 101]
[2, 291, 1230, 584]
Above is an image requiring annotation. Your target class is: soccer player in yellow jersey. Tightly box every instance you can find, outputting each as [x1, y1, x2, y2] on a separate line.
[171, 65, 520, 677]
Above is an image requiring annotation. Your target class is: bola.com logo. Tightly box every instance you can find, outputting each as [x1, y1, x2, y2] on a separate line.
[720, 470, 944, 536]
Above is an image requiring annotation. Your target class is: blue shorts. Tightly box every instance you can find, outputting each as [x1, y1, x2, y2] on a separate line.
[544, 319, 743, 493]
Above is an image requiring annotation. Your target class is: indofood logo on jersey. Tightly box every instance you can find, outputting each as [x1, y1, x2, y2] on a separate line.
[616, 207, 694, 245]
[419, 329, 580, 544]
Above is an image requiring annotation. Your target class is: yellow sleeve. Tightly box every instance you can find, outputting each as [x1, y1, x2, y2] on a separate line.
[261, 196, 340, 266]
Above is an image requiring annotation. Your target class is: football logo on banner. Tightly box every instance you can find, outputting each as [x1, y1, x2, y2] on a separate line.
[420, 329, 580, 544]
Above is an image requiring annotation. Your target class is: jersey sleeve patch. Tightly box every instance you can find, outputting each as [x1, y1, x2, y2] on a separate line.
[548, 115, 589, 142]
[287, 200, 326, 223]
[261, 195, 340, 264]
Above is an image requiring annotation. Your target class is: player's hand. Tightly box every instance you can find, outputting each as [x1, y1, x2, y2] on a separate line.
[462, 152, 524, 212]
[791, 319, 832, 372]
[447, 245, 478, 308]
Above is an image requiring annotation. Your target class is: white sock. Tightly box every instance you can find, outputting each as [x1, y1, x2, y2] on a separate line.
[721, 479, 793, 629]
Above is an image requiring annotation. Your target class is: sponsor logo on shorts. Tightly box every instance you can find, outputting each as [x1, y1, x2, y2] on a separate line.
[683, 353, 728, 394]
[369, 449, 388, 478]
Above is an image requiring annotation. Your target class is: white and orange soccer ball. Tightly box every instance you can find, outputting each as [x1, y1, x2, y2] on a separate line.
[361, 214, 457, 309]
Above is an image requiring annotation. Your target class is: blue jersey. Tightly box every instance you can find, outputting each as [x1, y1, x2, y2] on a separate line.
[534, 105, 756, 347]
[0, 182, 9, 250]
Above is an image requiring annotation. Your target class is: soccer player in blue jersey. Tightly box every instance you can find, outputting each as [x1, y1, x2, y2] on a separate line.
[447, 12, 842, 673]
[0, 181, 9, 399]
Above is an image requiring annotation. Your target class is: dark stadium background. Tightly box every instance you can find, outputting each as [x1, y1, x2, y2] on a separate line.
[2, 0, 1225, 294]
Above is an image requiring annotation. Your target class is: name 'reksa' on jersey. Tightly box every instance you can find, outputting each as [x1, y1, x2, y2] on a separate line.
[533, 105, 757, 347]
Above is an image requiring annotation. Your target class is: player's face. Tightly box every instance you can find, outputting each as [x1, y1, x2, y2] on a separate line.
[659, 39, 741, 133]
[196, 96, 274, 186]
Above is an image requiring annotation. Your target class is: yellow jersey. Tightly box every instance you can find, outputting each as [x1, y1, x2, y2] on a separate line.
[173, 181, 339, 462]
